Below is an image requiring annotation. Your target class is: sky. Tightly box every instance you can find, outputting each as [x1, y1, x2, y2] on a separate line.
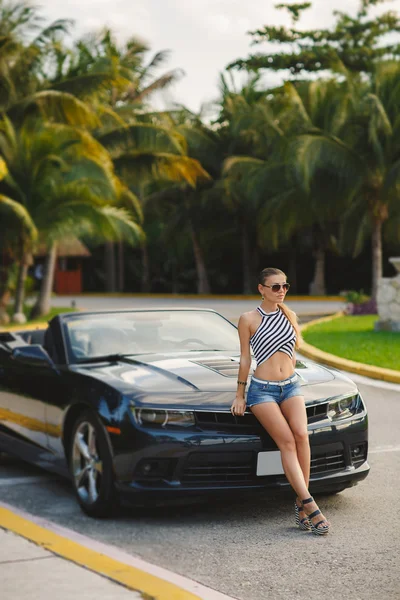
[38, 0, 400, 114]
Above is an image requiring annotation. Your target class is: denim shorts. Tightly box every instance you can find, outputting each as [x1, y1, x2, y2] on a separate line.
[246, 374, 303, 408]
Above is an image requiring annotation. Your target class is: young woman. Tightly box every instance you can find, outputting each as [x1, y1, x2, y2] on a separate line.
[231, 267, 330, 535]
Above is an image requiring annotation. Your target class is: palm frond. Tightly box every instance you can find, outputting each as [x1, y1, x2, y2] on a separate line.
[0, 156, 7, 180]
[383, 158, 400, 201]
[142, 50, 170, 72]
[9, 90, 100, 128]
[0, 193, 37, 241]
[32, 19, 72, 46]
[284, 82, 312, 128]
[129, 70, 184, 102]
[291, 133, 363, 196]
[49, 204, 144, 246]
[50, 72, 117, 99]
[98, 123, 186, 156]
[114, 152, 210, 188]
[117, 184, 143, 223]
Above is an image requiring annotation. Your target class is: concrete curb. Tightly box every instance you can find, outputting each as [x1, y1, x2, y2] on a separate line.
[0, 502, 236, 600]
[1, 321, 48, 332]
[300, 312, 400, 384]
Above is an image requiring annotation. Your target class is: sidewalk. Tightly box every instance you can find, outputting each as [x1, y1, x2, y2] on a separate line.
[0, 529, 143, 600]
[0, 503, 237, 600]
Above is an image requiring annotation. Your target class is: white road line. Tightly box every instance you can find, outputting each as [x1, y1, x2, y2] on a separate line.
[369, 446, 400, 454]
[0, 501, 238, 600]
[297, 352, 400, 392]
[344, 372, 400, 391]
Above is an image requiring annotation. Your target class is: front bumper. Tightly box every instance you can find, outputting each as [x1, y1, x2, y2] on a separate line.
[113, 405, 370, 502]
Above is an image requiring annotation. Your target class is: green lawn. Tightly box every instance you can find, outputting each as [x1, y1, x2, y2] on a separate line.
[303, 315, 400, 371]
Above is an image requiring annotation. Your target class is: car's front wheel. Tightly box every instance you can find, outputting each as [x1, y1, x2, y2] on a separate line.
[69, 411, 116, 518]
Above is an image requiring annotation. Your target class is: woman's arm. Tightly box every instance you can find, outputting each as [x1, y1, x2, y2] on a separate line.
[231, 314, 252, 416]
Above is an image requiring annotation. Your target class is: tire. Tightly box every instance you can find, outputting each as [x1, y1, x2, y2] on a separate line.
[69, 411, 117, 518]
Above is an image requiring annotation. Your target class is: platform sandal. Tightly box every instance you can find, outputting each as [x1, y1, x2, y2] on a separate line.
[301, 496, 330, 535]
[295, 501, 311, 531]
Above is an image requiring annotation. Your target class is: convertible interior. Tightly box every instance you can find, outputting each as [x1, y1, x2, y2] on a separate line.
[1, 327, 59, 361]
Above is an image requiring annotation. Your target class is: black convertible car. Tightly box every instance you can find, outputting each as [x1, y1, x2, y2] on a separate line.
[0, 309, 369, 517]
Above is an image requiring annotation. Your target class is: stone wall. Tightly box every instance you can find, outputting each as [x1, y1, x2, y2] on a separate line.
[375, 258, 400, 332]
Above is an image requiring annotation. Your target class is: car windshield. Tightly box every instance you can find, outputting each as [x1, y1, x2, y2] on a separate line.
[63, 310, 240, 363]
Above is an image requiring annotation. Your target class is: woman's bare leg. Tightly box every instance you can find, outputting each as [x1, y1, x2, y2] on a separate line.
[280, 395, 311, 522]
[251, 400, 329, 529]
[281, 395, 329, 529]
[280, 395, 310, 486]
[251, 402, 309, 500]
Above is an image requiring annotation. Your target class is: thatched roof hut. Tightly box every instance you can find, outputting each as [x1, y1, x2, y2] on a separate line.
[34, 237, 91, 258]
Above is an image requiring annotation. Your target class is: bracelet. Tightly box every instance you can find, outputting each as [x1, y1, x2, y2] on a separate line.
[237, 380, 247, 386]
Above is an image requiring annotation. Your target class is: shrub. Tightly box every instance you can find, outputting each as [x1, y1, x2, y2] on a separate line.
[343, 289, 377, 315]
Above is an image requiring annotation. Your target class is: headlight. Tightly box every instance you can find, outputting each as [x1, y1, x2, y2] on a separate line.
[132, 408, 195, 428]
[327, 394, 359, 421]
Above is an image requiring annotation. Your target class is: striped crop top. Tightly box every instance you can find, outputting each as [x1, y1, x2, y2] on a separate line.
[250, 306, 296, 367]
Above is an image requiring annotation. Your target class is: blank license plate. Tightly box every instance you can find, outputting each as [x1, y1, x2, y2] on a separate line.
[256, 451, 284, 476]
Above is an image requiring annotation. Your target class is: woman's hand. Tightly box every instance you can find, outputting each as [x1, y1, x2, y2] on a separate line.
[230, 396, 247, 417]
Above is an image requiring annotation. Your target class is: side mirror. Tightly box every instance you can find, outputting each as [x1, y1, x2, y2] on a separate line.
[12, 345, 56, 370]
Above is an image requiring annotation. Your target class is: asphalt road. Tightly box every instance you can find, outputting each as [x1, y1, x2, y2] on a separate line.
[1, 377, 399, 600]
[47, 294, 345, 323]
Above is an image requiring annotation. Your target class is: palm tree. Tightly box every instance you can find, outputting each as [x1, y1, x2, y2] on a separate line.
[0, 114, 142, 320]
[49, 29, 212, 292]
[218, 74, 294, 292]
[293, 62, 400, 300]
[0, 184, 37, 322]
[0, 0, 72, 112]
[222, 77, 353, 295]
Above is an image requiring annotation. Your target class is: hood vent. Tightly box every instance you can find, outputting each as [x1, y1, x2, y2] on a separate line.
[191, 358, 244, 378]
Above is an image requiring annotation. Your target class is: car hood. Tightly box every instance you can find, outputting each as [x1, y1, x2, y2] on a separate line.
[72, 352, 357, 406]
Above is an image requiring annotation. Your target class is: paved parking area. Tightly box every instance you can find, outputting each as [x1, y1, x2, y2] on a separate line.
[48, 295, 344, 324]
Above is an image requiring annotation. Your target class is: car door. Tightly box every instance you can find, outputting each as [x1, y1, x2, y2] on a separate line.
[0, 350, 55, 450]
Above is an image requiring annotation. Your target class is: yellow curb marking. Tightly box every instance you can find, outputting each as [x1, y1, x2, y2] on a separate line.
[299, 313, 400, 384]
[0, 321, 48, 332]
[0, 507, 202, 600]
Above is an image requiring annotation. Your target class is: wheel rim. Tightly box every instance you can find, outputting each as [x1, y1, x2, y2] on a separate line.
[72, 422, 103, 505]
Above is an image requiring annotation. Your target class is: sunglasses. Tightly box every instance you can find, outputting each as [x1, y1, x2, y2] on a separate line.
[262, 283, 290, 293]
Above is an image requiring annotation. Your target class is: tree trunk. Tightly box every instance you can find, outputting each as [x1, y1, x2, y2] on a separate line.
[30, 243, 58, 319]
[309, 246, 326, 296]
[13, 259, 29, 322]
[371, 217, 383, 302]
[287, 246, 297, 294]
[171, 258, 179, 293]
[0, 289, 10, 325]
[189, 220, 210, 294]
[104, 242, 116, 292]
[117, 241, 124, 292]
[242, 225, 252, 294]
[141, 241, 151, 293]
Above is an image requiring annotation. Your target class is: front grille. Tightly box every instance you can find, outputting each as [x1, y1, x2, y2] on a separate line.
[181, 452, 256, 485]
[310, 450, 345, 475]
[307, 403, 328, 420]
[195, 411, 262, 430]
[191, 358, 241, 377]
[181, 447, 347, 487]
[195, 403, 329, 431]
